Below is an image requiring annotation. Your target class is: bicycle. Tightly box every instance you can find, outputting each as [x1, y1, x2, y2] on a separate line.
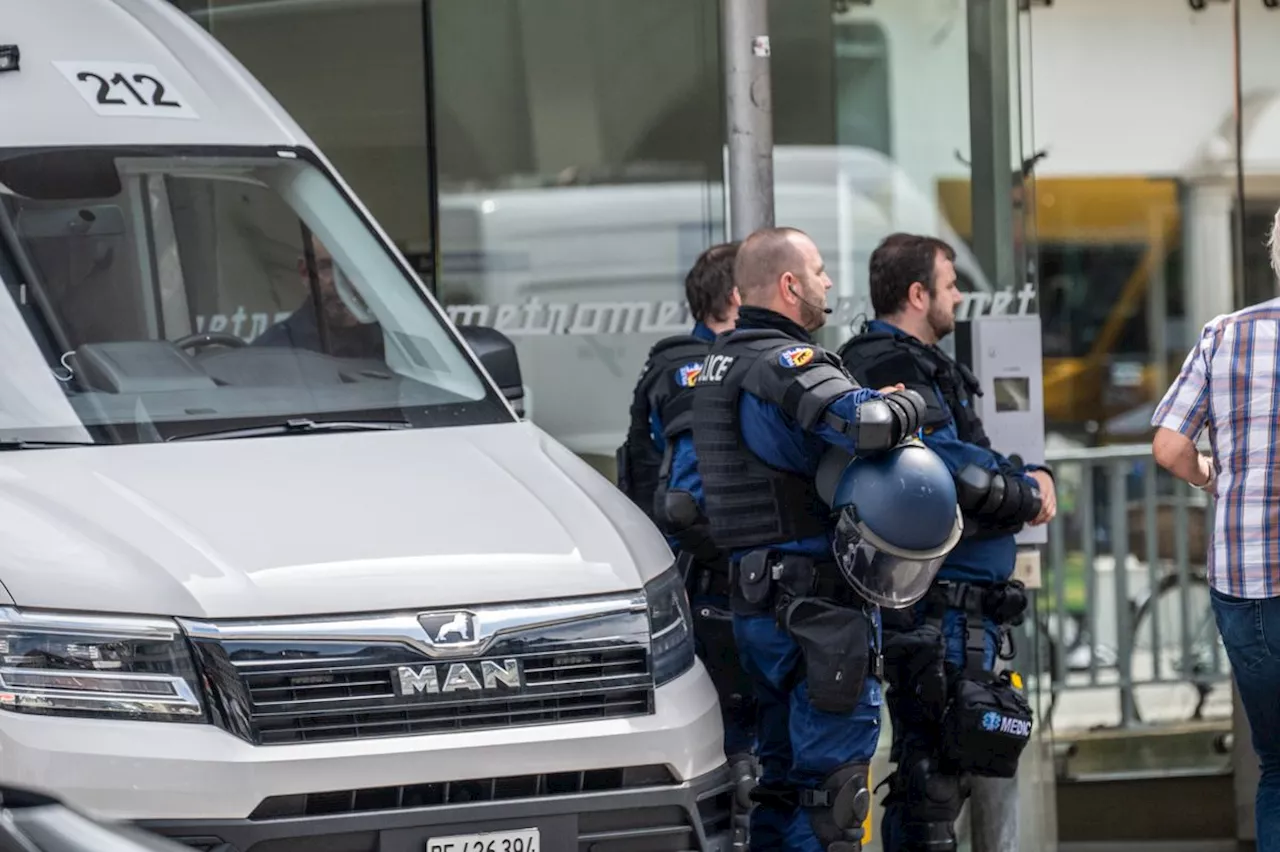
[1122, 496, 1230, 725]
[1128, 568, 1228, 725]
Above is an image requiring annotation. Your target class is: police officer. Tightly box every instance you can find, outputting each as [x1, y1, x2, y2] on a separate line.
[689, 226, 928, 852]
[614, 243, 759, 792]
[836, 233, 1058, 852]
[616, 241, 740, 550]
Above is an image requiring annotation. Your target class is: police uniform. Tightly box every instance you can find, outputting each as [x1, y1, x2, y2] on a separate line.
[837, 319, 1044, 852]
[690, 306, 926, 852]
[617, 322, 716, 537]
[615, 322, 758, 776]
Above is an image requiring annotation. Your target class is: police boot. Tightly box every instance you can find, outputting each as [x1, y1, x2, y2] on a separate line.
[800, 761, 871, 852]
[728, 752, 759, 852]
[881, 752, 969, 852]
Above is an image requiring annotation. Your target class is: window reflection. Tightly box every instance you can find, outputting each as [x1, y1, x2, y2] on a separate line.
[431, 0, 724, 462]
[172, 0, 434, 273]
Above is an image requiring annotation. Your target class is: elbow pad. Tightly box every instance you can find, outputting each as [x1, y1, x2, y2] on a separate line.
[854, 398, 895, 452]
[855, 389, 926, 452]
[886, 389, 927, 437]
[955, 464, 1042, 526]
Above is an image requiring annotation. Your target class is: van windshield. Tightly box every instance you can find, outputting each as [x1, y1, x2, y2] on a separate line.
[0, 146, 511, 445]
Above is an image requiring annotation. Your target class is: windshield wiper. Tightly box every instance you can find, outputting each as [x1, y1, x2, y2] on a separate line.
[0, 439, 97, 450]
[169, 418, 411, 442]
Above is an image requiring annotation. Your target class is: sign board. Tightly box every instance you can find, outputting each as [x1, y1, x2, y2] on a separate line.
[969, 314, 1048, 546]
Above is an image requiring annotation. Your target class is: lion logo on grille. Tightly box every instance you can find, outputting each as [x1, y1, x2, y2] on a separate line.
[419, 611, 477, 647]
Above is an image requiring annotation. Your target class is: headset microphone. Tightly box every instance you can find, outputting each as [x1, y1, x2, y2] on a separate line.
[790, 284, 833, 315]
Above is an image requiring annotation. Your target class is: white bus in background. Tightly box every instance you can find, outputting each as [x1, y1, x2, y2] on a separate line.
[436, 144, 1000, 463]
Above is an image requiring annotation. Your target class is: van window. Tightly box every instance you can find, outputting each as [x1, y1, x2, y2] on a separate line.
[0, 147, 511, 444]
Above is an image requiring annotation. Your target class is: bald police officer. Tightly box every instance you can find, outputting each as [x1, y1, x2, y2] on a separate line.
[690, 226, 927, 852]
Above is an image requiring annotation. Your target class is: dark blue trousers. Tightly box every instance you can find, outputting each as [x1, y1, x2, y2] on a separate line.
[734, 611, 882, 852]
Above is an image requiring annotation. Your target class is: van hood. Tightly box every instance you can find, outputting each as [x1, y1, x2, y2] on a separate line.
[0, 422, 672, 619]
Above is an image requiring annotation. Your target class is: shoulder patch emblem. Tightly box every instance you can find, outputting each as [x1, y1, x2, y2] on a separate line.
[778, 345, 815, 368]
[675, 361, 703, 388]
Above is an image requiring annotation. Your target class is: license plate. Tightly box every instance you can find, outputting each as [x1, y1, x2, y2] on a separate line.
[425, 828, 540, 852]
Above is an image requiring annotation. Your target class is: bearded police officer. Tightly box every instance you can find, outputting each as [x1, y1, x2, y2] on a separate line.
[615, 242, 760, 824]
[837, 233, 1058, 852]
[690, 226, 928, 852]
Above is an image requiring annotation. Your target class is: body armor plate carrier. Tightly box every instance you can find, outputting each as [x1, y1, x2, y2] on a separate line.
[692, 328, 863, 551]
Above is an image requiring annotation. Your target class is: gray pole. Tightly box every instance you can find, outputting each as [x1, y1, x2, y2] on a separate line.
[965, 1, 1024, 849]
[722, 0, 774, 240]
[966, 0, 1015, 291]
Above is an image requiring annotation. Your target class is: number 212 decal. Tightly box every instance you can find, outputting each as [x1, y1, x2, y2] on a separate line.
[53, 61, 199, 119]
[76, 71, 180, 108]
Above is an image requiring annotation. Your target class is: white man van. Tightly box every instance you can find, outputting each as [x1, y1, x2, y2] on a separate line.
[0, 2, 730, 850]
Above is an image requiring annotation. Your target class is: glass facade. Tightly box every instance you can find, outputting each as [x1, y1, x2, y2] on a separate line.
[430, 0, 724, 467]
[161, 0, 1280, 477]
[173, 0, 1037, 466]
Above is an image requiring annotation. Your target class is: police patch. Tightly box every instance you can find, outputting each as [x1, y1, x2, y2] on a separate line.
[778, 345, 815, 368]
[675, 361, 703, 388]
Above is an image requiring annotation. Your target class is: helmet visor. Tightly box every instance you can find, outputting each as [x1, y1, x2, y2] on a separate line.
[833, 508, 961, 609]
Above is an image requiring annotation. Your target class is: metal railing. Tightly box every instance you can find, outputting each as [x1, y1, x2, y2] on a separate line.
[1023, 443, 1230, 733]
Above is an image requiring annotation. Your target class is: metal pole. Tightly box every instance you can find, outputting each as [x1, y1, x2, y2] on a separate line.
[966, 3, 1025, 849]
[722, 0, 774, 240]
[966, 0, 1015, 291]
[1110, 460, 1137, 727]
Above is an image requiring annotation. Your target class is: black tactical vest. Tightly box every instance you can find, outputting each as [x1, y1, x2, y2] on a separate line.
[837, 330, 991, 448]
[616, 334, 711, 522]
[691, 328, 849, 551]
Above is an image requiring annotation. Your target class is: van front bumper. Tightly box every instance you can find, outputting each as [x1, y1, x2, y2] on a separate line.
[144, 763, 733, 852]
[0, 665, 729, 850]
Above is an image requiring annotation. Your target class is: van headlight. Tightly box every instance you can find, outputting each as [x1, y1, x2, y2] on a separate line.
[0, 609, 203, 722]
[645, 564, 696, 686]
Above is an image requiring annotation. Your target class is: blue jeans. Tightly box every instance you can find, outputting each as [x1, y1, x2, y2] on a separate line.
[734, 611, 882, 852]
[1210, 588, 1280, 852]
[880, 606, 1001, 852]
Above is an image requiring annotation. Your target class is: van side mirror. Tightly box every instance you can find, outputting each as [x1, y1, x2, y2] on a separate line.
[456, 325, 525, 416]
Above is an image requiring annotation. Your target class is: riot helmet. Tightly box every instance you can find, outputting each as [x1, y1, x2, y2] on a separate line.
[827, 439, 963, 609]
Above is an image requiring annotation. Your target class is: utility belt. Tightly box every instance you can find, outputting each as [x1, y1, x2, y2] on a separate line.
[884, 578, 1033, 779]
[731, 548, 882, 716]
[922, 579, 1029, 656]
[730, 549, 867, 614]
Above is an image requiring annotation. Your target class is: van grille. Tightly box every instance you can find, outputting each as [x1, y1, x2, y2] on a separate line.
[184, 595, 657, 745]
[242, 648, 653, 745]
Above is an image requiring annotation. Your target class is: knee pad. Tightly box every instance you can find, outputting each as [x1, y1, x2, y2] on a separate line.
[800, 761, 871, 852]
[883, 750, 969, 852]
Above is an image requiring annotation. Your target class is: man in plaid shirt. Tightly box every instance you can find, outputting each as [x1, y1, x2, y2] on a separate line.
[1151, 208, 1280, 852]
